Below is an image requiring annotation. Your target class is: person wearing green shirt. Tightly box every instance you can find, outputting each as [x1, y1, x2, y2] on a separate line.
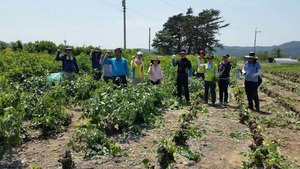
[204, 54, 218, 106]
[196, 50, 206, 80]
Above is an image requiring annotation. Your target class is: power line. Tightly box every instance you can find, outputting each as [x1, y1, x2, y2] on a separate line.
[127, 14, 148, 29]
[160, 0, 184, 12]
[126, 8, 157, 20]
[95, 0, 122, 12]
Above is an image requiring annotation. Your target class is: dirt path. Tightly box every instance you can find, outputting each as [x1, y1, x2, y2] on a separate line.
[0, 107, 84, 168]
[85, 109, 185, 169]
[189, 103, 252, 168]
[240, 79, 300, 165]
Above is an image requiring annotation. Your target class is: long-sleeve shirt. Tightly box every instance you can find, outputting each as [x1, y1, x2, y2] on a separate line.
[56, 53, 79, 73]
[131, 60, 144, 79]
[172, 58, 192, 77]
[242, 61, 261, 82]
[218, 61, 232, 80]
[148, 65, 163, 82]
[102, 56, 130, 76]
[204, 62, 218, 82]
[197, 58, 205, 73]
[90, 55, 102, 71]
[100, 57, 112, 77]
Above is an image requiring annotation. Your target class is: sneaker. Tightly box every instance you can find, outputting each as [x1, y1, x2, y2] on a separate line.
[256, 107, 260, 112]
[216, 101, 221, 105]
[211, 103, 216, 107]
[222, 102, 227, 106]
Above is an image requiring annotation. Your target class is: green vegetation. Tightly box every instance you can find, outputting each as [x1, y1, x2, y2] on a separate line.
[152, 8, 229, 55]
[262, 63, 300, 73]
[2, 47, 234, 163]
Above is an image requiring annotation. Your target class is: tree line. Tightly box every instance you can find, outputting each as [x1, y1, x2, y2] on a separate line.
[0, 40, 100, 56]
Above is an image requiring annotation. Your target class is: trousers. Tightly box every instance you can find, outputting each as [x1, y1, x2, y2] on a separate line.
[218, 79, 229, 103]
[177, 74, 190, 101]
[204, 81, 216, 103]
[245, 81, 259, 109]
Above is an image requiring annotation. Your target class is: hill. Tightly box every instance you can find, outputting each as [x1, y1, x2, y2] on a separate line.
[0, 41, 7, 45]
[215, 41, 300, 57]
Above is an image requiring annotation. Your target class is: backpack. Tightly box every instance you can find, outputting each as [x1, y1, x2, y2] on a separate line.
[258, 76, 262, 87]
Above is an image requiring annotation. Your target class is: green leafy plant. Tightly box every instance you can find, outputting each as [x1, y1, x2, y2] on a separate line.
[230, 130, 248, 140]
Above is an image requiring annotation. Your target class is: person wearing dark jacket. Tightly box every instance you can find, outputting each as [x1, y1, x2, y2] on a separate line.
[56, 46, 79, 80]
[218, 54, 232, 105]
[172, 49, 192, 102]
[89, 49, 102, 80]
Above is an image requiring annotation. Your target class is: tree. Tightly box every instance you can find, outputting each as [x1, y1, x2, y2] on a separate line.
[24, 42, 37, 53]
[271, 47, 287, 58]
[195, 9, 229, 53]
[152, 8, 229, 55]
[34, 41, 57, 54]
[257, 51, 269, 62]
[0, 43, 7, 50]
[10, 40, 23, 51]
[152, 13, 185, 55]
[181, 7, 196, 54]
[152, 30, 177, 55]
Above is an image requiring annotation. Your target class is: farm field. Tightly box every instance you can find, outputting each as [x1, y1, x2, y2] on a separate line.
[0, 50, 299, 169]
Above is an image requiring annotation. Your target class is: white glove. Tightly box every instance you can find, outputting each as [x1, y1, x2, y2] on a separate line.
[132, 55, 135, 59]
[188, 77, 191, 82]
[172, 55, 176, 59]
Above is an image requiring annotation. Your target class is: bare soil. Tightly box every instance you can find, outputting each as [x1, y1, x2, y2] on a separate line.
[1, 80, 300, 168]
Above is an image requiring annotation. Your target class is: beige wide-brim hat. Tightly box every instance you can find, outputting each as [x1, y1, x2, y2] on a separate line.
[151, 58, 161, 64]
[66, 46, 73, 50]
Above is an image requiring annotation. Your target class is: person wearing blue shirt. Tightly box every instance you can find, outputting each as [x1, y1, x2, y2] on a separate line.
[172, 49, 192, 102]
[89, 49, 102, 80]
[242, 52, 262, 112]
[102, 48, 130, 86]
[56, 46, 79, 80]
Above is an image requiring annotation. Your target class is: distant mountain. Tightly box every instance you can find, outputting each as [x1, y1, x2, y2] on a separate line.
[0, 41, 7, 45]
[215, 41, 300, 57]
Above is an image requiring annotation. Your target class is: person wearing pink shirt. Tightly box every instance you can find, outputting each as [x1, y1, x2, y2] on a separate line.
[148, 58, 163, 85]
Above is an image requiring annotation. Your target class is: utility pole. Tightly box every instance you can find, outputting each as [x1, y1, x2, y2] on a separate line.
[122, 0, 126, 49]
[254, 27, 261, 53]
[64, 40, 66, 46]
[149, 27, 151, 53]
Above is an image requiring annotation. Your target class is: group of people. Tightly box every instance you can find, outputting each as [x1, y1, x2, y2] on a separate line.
[55, 47, 163, 86]
[171, 49, 231, 106]
[55, 47, 261, 112]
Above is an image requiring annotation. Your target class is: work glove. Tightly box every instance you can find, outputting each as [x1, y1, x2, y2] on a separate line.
[188, 77, 191, 82]
[172, 55, 175, 59]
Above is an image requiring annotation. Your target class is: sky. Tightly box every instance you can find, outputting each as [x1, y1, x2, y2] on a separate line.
[0, 0, 300, 49]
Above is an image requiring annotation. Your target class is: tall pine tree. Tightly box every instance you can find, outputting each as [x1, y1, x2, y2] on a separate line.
[152, 8, 229, 55]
